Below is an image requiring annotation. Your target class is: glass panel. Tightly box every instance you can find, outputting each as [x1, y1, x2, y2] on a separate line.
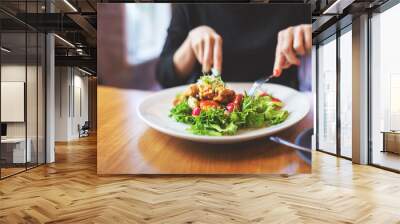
[38, 33, 45, 165]
[26, 0, 39, 169]
[1, 31, 27, 177]
[339, 29, 352, 158]
[27, 31, 38, 169]
[317, 37, 337, 154]
[371, 4, 400, 171]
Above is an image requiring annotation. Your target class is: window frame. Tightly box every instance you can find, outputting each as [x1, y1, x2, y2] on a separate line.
[314, 18, 353, 161]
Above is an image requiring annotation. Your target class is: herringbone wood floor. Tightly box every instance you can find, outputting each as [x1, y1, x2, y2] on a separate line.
[1, 135, 400, 224]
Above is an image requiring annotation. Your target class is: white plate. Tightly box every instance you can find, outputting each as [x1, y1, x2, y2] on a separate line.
[137, 83, 309, 143]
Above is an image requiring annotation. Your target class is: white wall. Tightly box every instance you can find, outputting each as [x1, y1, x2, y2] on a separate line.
[73, 73, 89, 138]
[1, 65, 39, 138]
[1, 65, 26, 138]
[73, 74, 89, 120]
[54, 67, 89, 141]
[55, 67, 70, 141]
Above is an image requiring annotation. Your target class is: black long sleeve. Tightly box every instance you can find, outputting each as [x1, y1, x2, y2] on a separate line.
[156, 4, 311, 89]
[155, 5, 192, 88]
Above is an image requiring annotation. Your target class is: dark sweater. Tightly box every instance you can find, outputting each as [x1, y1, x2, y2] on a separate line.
[156, 3, 311, 89]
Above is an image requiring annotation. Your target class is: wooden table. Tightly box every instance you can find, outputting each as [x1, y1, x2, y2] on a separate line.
[381, 131, 400, 154]
[98, 86, 312, 175]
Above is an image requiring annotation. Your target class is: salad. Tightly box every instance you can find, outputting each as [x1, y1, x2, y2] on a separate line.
[169, 75, 289, 136]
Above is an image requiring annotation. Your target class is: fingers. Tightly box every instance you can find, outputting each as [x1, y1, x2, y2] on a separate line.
[213, 34, 223, 74]
[273, 30, 290, 76]
[191, 39, 203, 65]
[281, 27, 300, 66]
[303, 25, 312, 53]
[293, 26, 305, 56]
[190, 27, 223, 74]
[202, 34, 214, 73]
[273, 24, 312, 75]
[197, 40, 204, 67]
[273, 54, 289, 77]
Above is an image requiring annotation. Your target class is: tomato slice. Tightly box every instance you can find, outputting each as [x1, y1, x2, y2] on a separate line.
[233, 93, 244, 105]
[226, 103, 235, 113]
[271, 97, 281, 103]
[192, 107, 201, 116]
[199, 100, 220, 110]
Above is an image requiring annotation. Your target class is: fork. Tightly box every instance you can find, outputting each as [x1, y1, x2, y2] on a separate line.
[211, 68, 220, 77]
[248, 73, 276, 96]
[211, 68, 276, 96]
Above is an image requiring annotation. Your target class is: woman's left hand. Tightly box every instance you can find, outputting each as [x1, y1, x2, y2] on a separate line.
[273, 24, 312, 77]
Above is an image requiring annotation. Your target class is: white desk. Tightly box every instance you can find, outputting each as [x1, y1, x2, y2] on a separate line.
[1, 138, 31, 163]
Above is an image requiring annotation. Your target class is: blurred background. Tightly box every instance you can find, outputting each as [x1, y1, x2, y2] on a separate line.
[98, 3, 169, 90]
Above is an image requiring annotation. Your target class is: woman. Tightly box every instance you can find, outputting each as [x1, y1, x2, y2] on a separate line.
[156, 4, 312, 89]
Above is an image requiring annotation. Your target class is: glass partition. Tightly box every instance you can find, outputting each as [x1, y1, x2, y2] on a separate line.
[27, 0, 37, 170]
[0, 1, 46, 179]
[27, 31, 38, 169]
[38, 32, 45, 165]
[1, 31, 28, 177]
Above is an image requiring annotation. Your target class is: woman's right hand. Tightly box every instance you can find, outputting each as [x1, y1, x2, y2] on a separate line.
[273, 24, 312, 77]
[173, 26, 223, 77]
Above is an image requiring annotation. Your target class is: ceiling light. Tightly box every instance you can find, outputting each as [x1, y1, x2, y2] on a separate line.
[1, 47, 11, 53]
[63, 0, 78, 12]
[76, 48, 85, 55]
[54, 34, 75, 48]
[78, 67, 93, 76]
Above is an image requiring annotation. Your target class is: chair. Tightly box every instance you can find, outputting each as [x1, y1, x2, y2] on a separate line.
[78, 121, 90, 138]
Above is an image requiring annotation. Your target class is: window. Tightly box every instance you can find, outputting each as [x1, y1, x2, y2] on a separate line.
[317, 36, 337, 154]
[125, 4, 171, 65]
[370, 2, 400, 171]
[339, 28, 352, 158]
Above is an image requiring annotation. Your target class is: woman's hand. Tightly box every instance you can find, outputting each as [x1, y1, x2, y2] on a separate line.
[273, 24, 311, 77]
[173, 26, 223, 77]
